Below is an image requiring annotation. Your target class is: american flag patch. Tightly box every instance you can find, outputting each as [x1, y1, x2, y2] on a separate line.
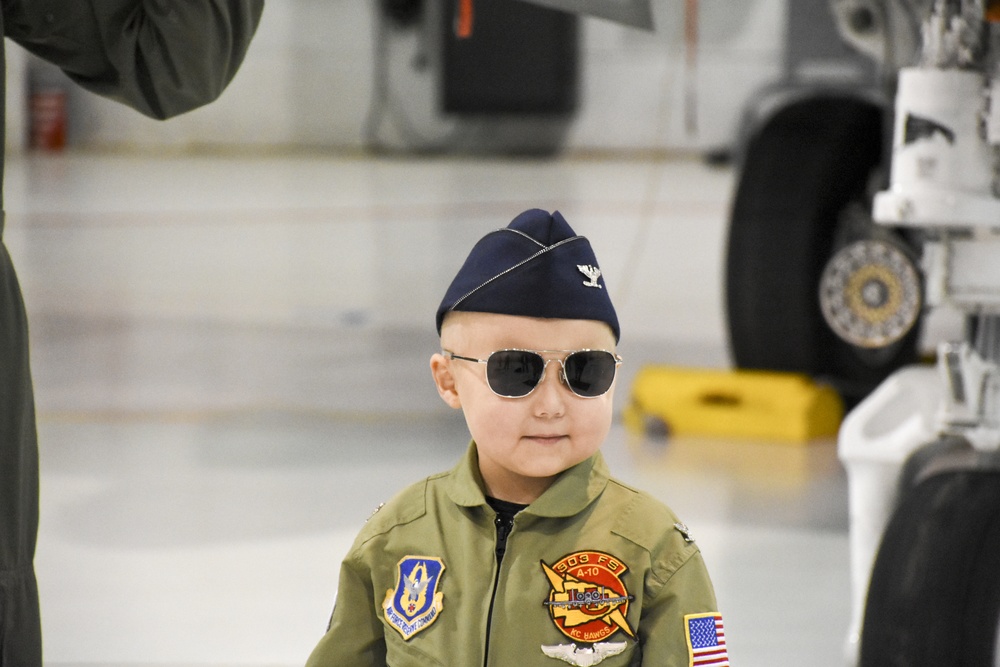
[684, 612, 729, 666]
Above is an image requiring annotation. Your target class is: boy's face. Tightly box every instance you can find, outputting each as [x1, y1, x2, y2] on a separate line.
[431, 312, 617, 504]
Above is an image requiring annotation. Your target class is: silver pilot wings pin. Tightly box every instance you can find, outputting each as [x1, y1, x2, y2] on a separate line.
[541, 642, 627, 666]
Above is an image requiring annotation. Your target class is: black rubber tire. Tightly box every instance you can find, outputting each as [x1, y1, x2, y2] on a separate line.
[726, 96, 920, 402]
[859, 470, 1000, 667]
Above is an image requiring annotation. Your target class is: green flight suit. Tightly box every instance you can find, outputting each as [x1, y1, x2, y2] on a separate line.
[308, 443, 721, 667]
[0, 3, 263, 664]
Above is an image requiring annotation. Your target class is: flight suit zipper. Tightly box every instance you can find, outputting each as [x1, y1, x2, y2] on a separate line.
[483, 510, 516, 667]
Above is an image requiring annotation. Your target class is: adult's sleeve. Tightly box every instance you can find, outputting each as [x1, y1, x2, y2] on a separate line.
[4, 0, 265, 119]
[306, 555, 387, 667]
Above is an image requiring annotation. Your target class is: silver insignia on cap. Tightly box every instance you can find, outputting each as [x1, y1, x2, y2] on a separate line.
[577, 265, 603, 289]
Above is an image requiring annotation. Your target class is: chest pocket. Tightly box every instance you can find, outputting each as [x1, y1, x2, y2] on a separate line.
[383, 633, 447, 667]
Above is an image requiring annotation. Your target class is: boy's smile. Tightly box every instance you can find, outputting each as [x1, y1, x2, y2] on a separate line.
[431, 312, 618, 504]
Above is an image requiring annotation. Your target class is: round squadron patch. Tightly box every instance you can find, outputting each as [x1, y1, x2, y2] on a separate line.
[540, 550, 636, 644]
[382, 556, 445, 640]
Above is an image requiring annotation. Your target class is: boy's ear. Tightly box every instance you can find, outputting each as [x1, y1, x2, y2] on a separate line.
[430, 353, 462, 409]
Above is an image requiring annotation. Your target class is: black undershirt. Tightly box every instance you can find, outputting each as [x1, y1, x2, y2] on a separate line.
[486, 496, 527, 566]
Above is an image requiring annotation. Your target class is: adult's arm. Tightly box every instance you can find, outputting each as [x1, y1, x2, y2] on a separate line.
[4, 0, 265, 119]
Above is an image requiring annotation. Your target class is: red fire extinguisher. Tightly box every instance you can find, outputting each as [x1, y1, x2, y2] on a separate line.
[30, 80, 68, 151]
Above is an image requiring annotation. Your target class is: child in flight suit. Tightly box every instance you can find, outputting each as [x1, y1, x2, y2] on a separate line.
[307, 209, 726, 667]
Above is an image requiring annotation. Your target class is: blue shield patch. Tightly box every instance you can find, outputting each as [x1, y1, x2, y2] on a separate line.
[382, 556, 446, 640]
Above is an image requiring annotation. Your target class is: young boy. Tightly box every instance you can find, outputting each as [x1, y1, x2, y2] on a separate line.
[306, 209, 725, 667]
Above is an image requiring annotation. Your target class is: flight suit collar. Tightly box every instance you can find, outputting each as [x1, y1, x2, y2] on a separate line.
[446, 441, 610, 518]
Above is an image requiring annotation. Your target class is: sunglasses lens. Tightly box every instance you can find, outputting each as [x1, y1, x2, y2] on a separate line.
[486, 351, 545, 397]
[563, 351, 618, 397]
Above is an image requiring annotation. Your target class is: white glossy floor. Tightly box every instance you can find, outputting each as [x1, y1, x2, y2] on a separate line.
[3, 151, 851, 666]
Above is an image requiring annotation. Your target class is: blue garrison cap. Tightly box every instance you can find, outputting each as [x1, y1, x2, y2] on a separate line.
[436, 209, 620, 341]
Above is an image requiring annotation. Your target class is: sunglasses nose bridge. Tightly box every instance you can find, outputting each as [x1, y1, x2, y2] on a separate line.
[535, 357, 560, 386]
[530, 357, 572, 399]
[553, 358, 570, 388]
[541, 357, 578, 396]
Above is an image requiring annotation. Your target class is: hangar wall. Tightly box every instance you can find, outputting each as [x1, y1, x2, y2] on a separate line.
[6, 1, 788, 154]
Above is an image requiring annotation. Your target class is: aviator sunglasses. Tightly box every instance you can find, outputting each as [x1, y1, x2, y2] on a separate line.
[444, 349, 622, 399]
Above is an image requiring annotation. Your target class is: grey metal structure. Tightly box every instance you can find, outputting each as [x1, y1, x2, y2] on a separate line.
[731, 1, 1000, 664]
[520, 0, 653, 29]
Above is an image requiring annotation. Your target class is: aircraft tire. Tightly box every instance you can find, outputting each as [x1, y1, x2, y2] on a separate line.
[859, 470, 1000, 667]
[726, 96, 919, 403]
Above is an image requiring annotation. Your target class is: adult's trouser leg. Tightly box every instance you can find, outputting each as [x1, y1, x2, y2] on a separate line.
[0, 235, 42, 666]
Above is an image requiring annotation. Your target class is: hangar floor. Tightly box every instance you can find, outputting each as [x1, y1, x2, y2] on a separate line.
[5, 151, 851, 666]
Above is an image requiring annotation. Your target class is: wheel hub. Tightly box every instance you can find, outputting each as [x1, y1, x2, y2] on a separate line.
[820, 240, 922, 348]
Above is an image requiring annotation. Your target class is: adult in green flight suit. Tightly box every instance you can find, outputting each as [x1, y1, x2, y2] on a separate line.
[0, 3, 263, 663]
